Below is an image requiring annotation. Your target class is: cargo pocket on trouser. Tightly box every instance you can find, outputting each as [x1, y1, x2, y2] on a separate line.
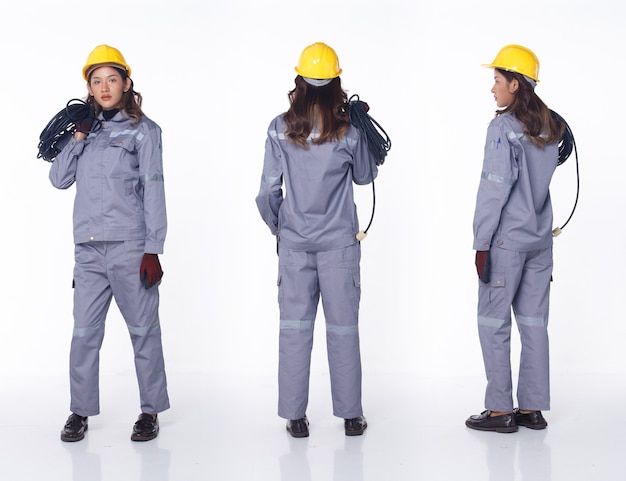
[485, 272, 506, 308]
[350, 272, 361, 318]
[477, 271, 508, 316]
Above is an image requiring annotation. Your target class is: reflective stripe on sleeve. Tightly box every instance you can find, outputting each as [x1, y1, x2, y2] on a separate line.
[262, 173, 281, 185]
[140, 174, 164, 182]
[481, 171, 515, 186]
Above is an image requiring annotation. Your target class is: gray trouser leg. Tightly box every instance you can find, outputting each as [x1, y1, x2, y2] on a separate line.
[109, 240, 170, 414]
[478, 317, 514, 412]
[71, 242, 113, 416]
[318, 245, 363, 419]
[277, 249, 319, 419]
[514, 247, 552, 411]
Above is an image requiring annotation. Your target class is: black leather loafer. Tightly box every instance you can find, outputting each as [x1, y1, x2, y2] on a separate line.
[61, 413, 88, 442]
[466, 410, 518, 433]
[131, 413, 159, 441]
[344, 416, 367, 436]
[286, 416, 309, 438]
[514, 409, 547, 429]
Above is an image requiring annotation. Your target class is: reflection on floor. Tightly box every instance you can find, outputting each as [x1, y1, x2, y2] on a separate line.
[0, 372, 624, 481]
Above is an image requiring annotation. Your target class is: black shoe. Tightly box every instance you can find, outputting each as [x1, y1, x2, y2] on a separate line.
[514, 408, 548, 429]
[465, 410, 518, 433]
[61, 413, 88, 442]
[286, 416, 309, 438]
[344, 416, 367, 436]
[131, 413, 159, 441]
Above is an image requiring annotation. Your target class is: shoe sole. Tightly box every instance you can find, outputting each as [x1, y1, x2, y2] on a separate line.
[345, 424, 367, 436]
[517, 422, 547, 430]
[131, 432, 159, 442]
[465, 421, 518, 433]
[60, 424, 88, 442]
[286, 428, 309, 438]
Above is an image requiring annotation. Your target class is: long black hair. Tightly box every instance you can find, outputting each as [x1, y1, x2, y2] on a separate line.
[283, 75, 350, 147]
[495, 69, 564, 147]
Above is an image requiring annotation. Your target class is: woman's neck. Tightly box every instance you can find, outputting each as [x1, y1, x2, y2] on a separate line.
[102, 108, 119, 121]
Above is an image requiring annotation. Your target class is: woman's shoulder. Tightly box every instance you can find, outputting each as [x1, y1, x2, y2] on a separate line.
[136, 115, 161, 130]
[268, 113, 286, 130]
[489, 113, 522, 132]
[124, 115, 162, 139]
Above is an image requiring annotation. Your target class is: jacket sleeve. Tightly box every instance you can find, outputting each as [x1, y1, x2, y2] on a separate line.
[138, 124, 167, 254]
[472, 120, 519, 250]
[350, 129, 378, 185]
[48, 138, 86, 189]
[255, 127, 284, 235]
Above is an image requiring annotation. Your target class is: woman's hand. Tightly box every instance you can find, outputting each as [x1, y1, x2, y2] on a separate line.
[140, 253, 164, 289]
[475, 250, 490, 283]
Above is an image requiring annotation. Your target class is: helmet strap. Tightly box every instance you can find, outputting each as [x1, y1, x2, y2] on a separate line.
[303, 77, 332, 87]
[523, 75, 537, 89]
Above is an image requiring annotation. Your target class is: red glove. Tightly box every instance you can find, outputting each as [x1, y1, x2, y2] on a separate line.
[75, 112, 100, 134]
[75, 118, 95, 134]
[140, 254, 163, 289]
[475, 250, 490, 283]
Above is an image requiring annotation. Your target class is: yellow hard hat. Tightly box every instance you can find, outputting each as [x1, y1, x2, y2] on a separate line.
[82, 45, 132, 81]
[482, 44, 540, 82]
[295, 42, 342, 79]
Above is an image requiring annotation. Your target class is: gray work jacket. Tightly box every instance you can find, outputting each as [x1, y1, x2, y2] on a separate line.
[256, 114, 378, 252]
[49, 111, 167, 254]
[473, 113, 558, 252]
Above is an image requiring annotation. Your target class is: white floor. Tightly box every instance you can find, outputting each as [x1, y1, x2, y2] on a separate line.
[1, 371, 624, 481]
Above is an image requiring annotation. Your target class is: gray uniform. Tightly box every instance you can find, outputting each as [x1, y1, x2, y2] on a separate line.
[256, 115, 377, 419]
[50, 111, 169, 416]
[473, 113, 558, 412]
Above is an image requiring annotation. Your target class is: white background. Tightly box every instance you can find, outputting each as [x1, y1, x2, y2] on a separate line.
[0, 0, 623, 395]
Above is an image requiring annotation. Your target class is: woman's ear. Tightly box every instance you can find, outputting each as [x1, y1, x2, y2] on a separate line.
[509, 78, 519, 93]
[124, 77, 131, 93]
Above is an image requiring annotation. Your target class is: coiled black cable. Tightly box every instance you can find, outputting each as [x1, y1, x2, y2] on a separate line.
[37, 99, 101, 162]
[550, 109, 579, 235]
[551, 109, 574, 166]
[347, 94, 391, 165]
[346, 95, 391, 236]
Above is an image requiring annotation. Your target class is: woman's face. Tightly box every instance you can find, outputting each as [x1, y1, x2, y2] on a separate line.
[87, 66, 130, 110]
[491, 69, 518, 108]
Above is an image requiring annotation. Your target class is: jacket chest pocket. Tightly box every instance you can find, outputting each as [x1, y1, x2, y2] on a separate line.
[109, 136, 139, 175]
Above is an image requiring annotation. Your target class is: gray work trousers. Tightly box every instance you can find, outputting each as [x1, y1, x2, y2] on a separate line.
[277, 243, 363, 420]
[70, 240, 170, 416]
[477, 246, 552, 412]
